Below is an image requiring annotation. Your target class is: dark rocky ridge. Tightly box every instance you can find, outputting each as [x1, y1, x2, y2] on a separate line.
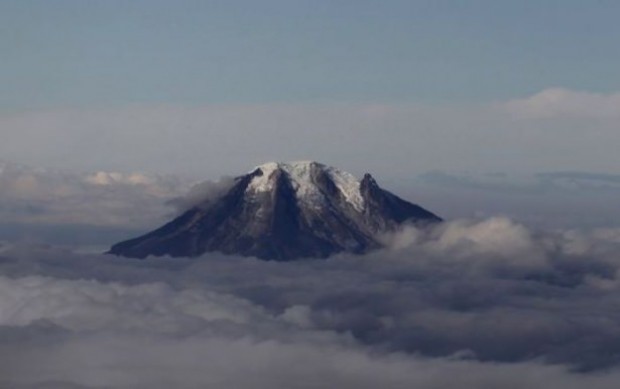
[108, 162, 441, 260]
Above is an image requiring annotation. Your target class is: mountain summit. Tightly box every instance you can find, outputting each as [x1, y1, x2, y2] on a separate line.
[108, 161, 441, 260]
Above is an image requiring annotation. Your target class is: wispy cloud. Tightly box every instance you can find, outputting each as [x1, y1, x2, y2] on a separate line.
[503, 88, 620, 119]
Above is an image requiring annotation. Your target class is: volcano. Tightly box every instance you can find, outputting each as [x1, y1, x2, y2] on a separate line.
[108, 161, 441, 260]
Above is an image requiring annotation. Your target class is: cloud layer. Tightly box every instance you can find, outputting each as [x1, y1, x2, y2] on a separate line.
[2, 88, 619, 177]
[1, 217, 620, 388]
[0, 161, 191, 229]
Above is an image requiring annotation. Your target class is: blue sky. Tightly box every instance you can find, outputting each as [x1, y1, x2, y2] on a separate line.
[3, 0, 620, 110]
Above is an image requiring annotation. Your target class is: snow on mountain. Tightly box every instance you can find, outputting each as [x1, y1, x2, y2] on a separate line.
[247, 161, 365, 211]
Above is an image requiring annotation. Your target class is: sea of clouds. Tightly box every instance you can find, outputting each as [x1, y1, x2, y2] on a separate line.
[2, 217, 620, 388]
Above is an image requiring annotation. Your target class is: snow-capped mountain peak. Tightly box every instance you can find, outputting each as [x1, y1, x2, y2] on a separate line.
[109, 161, 441, 261]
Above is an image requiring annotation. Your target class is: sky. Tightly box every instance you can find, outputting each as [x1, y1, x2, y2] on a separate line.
[3, 0, 620, 108]
[2, 0, 620, 178]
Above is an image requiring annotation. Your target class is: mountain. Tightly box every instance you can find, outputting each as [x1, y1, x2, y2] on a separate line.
[108, 161, 441, 260]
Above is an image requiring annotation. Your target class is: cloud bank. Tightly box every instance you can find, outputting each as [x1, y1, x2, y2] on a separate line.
[0, 161, 191, 229]
[1, 218, 620, 387]
[2, 87, 619, 178]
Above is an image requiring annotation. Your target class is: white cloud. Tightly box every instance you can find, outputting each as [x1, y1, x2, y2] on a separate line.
[0, 161, 192, 228]
[503, 88, 620, 118]
[84, 171, 155, 186]
[167, 176, 237, 213]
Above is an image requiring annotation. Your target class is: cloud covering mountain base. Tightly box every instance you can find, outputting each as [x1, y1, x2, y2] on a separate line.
[1, 217, 620, 388]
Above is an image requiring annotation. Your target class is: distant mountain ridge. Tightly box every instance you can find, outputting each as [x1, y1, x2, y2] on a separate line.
[108, 161, 441, 260]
